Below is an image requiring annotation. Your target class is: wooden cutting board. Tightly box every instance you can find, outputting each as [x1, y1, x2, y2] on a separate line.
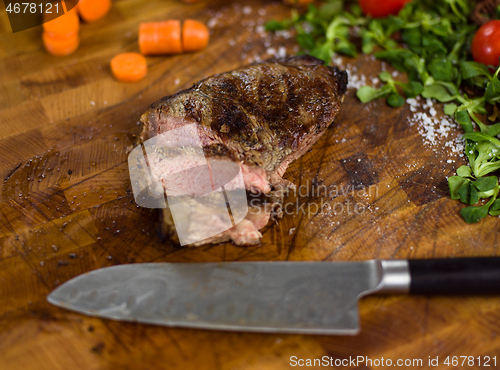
[1, 1, 499, 369]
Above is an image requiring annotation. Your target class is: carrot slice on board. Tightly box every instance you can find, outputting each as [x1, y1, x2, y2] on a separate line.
[78, 0, 111, 22]
[182, 19, 209, 52]
[139, 20, 183, 55]
[110, 53, 148, 83]
[43, 31, 79, 56]
[43, 9, 79, 35]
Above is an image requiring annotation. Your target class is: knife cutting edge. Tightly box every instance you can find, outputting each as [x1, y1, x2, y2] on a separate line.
[47, 258, 500, 335]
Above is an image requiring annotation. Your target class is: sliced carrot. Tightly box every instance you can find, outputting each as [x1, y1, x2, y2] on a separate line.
[78, 0, 111, 22]
[110, 53, 148, 83]
[139, 21, 183, 55]
[182, 19, 209, 52]
[43, 31, 79, 56]
[43, 8, 79, 35]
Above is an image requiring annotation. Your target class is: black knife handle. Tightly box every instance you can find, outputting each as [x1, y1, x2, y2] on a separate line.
[409, 257, 500, 295]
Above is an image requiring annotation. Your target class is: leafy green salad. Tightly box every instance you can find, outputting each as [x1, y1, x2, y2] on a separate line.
[266, 0, 500, 223]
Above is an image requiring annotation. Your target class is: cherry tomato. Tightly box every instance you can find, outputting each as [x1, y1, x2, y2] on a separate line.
[359, 0, 411, 18]
[471, 20, 500, 68]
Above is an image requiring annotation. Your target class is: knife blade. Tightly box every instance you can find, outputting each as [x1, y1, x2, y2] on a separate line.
[47, 258, 500, 335]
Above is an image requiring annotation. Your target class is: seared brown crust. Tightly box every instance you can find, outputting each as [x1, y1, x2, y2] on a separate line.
[140, 55, 347, 177]
[142, 56, 347, 246]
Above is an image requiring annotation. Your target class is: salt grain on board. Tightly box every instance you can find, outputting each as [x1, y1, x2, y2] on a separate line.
[407, 98, 464, 156]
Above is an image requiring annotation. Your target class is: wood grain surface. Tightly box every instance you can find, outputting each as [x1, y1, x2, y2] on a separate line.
[1, 0, 499, 369]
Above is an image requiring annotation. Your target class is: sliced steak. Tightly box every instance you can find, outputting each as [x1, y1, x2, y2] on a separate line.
[139, 55, 347, 246]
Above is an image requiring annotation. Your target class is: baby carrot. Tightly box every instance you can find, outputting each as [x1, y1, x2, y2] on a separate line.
[110, 53, 148, 83]
[182, 19, 209, 52]
[43, 8, 79, 35]
[139, 20, 183, 55]
[43, 31, 80, 56]
[78, 0, 111, 22]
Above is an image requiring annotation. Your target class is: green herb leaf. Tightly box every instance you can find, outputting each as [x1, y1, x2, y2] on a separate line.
[264, 20, 290, 32]
[428, 58, 454, 82]
[456, 165, 472, 178]
[455, 110, 473, 133]
[311, 43, 334, 64]
[356, 85, 391, 103]
[422, 83, 457, 102]
[401, 28, 422, 54]
[296, 32, 316, 51]
[459, 61, 492, 80]
[361, 39, 376, 54]
[460, 203, 490, 223]
[444, 103, 458, 115]
[472, 176, 498, 192]
[350, 3, 362, 17]
[449, 175, 466, 199]
[487, 122, 500, 137]
[400, 81, 424, 98]
[458, 181, 479, 205]
[461, 185, 499, 222]
[421, 34, 447, 57]
[489, 199, 500, 216]
[463, 132, 500, 148]
[336, 39, 357, 58]
[379, 71, 392, 82]
[387, 93, 405, 107]
[320, 0, 344, 20]
[467, 141, 500, 178]
[375, 49, 413, 72]
[485, 67, 500, 103]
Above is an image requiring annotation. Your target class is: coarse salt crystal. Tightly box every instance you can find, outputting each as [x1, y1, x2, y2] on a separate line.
[208, 18, 218, 28]
[275, 30, 291, 39]
[408, 101, 463, 154]
[277, 46, 286, 58]
[266, 47, 276, 55]
[332, 56, 343, 66]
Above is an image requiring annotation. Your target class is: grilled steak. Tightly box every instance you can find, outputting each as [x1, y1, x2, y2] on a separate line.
[139, 55, 347, 246]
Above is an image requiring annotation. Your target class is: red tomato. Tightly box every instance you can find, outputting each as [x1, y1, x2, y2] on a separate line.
[359, 0, 411, 18]
[471, 20, 500, 68]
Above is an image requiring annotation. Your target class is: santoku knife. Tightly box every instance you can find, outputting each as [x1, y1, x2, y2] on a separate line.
[47, 257, 500, 335]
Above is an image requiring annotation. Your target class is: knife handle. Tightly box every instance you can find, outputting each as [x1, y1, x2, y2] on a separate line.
[408, 257, 500, 295]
